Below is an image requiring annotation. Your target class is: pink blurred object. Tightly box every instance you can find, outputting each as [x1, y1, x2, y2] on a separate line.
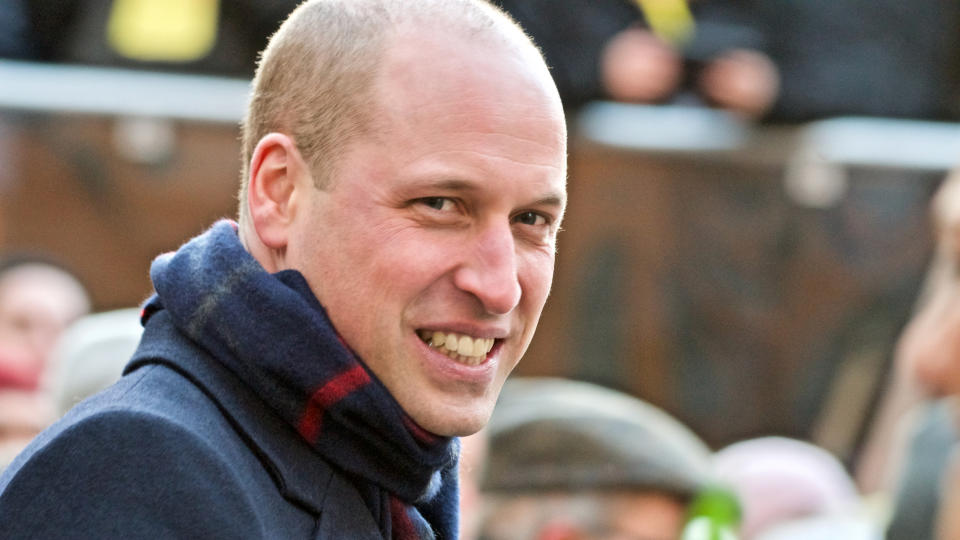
[713, 436, 860, 538]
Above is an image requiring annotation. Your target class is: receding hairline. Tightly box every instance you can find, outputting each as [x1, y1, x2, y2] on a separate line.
[237, 0, 553, 226]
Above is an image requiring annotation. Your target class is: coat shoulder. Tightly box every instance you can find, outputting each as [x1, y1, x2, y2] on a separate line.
[0, 363, 291, 539]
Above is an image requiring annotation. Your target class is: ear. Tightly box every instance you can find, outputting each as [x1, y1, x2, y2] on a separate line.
[246, 133, 311, 250]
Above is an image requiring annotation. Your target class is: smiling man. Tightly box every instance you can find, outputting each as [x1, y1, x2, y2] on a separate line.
[0, 1, 566, 538]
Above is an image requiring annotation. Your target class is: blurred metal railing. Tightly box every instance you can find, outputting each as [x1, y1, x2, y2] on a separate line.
[0, 59, 250, 123]
[577, 101, 960, 207]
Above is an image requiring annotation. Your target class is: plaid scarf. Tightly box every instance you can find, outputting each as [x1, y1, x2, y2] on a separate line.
[141, 220, 459, 539]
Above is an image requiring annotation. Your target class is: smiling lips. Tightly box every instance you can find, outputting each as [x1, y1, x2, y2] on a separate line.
[417, 330, 495, 366]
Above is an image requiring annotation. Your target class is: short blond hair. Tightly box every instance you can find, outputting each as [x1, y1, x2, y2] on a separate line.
[237, 0, 536, 226]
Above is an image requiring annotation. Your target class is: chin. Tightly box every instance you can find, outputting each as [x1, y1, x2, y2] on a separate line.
[415, 405, 492, 438]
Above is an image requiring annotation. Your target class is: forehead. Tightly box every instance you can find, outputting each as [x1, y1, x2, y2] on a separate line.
[356, 29, 566, 189]
[376, 28, 563, 138]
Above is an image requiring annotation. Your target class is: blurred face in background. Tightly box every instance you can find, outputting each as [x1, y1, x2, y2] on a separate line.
[0, 264, 90, 390]
[601, 492, 687, 540]
[0, 263, 89, 467]
[481, 491, 687, 540]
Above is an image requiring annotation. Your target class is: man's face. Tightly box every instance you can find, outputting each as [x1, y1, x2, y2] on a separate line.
[602, 492, 688, 540]
[284, 30, 567, 436]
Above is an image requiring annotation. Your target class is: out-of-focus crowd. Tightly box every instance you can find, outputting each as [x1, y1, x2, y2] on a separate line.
[495, 0, 960, 123]
[5, 0, 959, 123]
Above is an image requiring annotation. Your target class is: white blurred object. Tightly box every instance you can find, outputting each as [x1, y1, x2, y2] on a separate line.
[113, 116, 176, 165]
[577, 101, 748, 152]
[783, 144, 848, 209]
[47, 308, 143, 417]
[753, 514, 882, 540]
[0, 60, 250, 123]
[785, 117, 960, 209]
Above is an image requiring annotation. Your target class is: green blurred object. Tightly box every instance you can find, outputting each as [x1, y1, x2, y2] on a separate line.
[681, 485, 742, 540]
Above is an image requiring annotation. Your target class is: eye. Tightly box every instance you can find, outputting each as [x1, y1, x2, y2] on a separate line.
[513, 211, 549, 227]
[416, 197, 456, 212]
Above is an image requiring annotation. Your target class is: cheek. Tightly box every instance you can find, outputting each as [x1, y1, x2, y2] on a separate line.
[345, 234, 457, 319]
[369, 221, 473, 280]
[367, 240, 442, 286]
[519, 252, 556, 311]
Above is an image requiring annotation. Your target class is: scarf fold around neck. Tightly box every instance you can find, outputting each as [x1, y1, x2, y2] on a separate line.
[142, 220, 459, 539]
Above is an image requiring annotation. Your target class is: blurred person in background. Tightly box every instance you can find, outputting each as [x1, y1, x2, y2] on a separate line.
[493, 0, 776, 117]
[869, 169, 960, 540]
[682, 0, 960, 123]
[883, 399, 958, 540]
[0, 256, 90, 469]
[478, 377, 714, 540]
[494, 0, 711, 113]
[497, 0, 960, 122]
[0, 256, 90, 392]
[459, 428, 489, 540]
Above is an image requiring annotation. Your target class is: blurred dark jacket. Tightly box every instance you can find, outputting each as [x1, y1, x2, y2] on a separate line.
[495, 0, 640, 110]
[0, 0, 33, 59]
[885, 400, 958, 540]
[498, 0, 960, 121]
[686, 0, 960, 122]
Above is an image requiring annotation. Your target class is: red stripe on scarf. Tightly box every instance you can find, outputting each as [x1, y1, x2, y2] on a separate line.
[402, 415, 440, 445]
[298, 365, 371, 442]
[390, 496, 418, 540]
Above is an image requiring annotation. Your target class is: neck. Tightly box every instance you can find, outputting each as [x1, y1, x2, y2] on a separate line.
[238, 218, 283, 273]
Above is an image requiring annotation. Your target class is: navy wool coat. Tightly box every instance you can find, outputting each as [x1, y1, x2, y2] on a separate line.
[0, 311, 385, 539]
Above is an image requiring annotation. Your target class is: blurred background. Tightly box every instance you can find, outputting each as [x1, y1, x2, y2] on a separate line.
[3, 3, 960, 533]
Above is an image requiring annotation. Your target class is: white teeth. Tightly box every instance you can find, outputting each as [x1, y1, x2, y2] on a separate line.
[444, 333, 458, 352]
[458, 335, 473, 357]
[421, 331, 494, 364]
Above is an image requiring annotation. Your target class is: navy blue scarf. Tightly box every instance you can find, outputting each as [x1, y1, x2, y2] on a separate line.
[142, 220, 459, 539]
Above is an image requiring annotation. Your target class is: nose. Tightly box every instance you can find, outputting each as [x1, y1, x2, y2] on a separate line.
[453, 222, 522, 315]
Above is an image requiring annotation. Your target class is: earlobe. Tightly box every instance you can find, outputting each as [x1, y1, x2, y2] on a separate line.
[247, 133, 309, 250]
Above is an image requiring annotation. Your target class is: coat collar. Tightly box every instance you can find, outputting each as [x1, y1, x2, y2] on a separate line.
[126, 309, 382, 537]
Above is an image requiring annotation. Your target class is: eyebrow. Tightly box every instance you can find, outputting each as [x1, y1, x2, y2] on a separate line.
[423, 178, 477, 192]
[414, 178, 566, 208]
[530, 194, 566, 208]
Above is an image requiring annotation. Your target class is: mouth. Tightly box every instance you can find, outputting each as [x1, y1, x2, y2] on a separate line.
[416, 329, 496, 367]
